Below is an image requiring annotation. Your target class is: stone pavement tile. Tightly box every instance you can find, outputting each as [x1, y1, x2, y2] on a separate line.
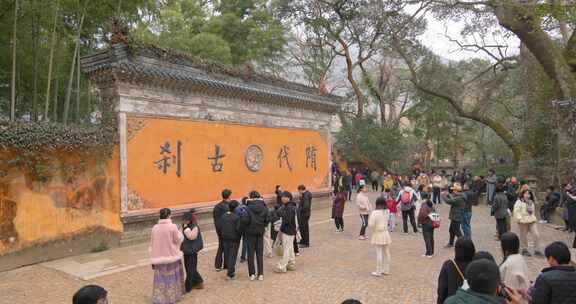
[1, 191, 575, 304]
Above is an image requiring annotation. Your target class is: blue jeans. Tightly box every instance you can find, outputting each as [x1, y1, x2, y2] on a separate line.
[462, 211, 472, 239]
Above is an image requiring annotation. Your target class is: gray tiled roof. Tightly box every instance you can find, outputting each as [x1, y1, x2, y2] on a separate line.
[81, 43, 341, 112]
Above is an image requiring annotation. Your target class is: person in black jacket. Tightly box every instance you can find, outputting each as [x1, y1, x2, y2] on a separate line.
[540, 186, 561, 223]
[274, 191, 298, 273]
[220, 201, 241, 280]
[298, 185, 312, 248]
[242, 191, 269, 281]
[437, 238, 476, 304]
[213, 189, 232, 271]
[443, 183, 466, 247]
[530, 241, 576, 304]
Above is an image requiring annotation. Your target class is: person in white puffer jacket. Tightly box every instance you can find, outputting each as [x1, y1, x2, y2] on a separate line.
[513, 189, 543, 257]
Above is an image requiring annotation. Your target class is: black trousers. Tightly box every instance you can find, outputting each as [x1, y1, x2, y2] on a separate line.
[372, 181, 379, 191]
[402, 208, 418, 233]
[449, 220, 462, 245]
[223, 240, 240, 278]
[432, 187, 441, 204]
[293, 237, 299, 254]
[347, 189, 352, 201]
[496, 218, 508, 238]
[246, 234, 264, 276]
[359, 214, 369, 236]
[422, 222, 434, 256]
[214, 233, 226, 270]
[335, 217, 344, 230]
[299, 214, 310, 246]
[184, 253, 203, 292]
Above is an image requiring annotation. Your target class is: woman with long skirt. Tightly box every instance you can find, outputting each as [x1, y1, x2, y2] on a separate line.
[150, 208, 185, 304]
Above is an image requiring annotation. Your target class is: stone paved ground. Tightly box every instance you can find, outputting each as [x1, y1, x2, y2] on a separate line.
[1, 192, 575, 304]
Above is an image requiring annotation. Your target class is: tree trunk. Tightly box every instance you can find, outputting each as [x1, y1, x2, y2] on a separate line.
[76, 50, 81, 123]
[53, 78, 59, 122]
[337, 37, 365, 117]
[44, 0, 59, 121]
[494, 2, 576, 99]
[31, 0, 39, 122]
[10, 0, 18, 121]
[63, 4, 86, 126]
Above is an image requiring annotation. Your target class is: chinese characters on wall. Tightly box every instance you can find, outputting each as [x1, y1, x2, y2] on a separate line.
[154, 141, 318, 175]
[154, 141, 182, 177]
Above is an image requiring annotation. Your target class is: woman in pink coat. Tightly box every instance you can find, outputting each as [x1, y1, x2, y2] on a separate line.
[150, 208, 185, 304]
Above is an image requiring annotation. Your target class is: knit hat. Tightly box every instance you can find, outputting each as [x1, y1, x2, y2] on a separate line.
[465, 259, 500, 294]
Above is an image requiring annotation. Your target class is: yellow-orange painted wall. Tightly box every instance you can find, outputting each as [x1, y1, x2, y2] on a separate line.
[127, 117, 329, 208]
[0, 149, 122, 255]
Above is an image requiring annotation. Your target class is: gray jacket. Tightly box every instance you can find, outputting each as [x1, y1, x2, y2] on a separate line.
[491, 192, 509, 219]
[444, 193, 465, 222]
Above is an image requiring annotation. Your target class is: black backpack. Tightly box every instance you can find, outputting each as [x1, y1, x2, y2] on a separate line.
[180, 224, 204, 255]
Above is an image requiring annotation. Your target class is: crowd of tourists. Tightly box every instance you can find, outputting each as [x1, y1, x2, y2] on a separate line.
[332, 166, 576, 304]
[71, 167, 576, 304]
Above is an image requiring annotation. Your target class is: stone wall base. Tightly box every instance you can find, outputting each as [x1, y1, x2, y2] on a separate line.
[119, 190, 332, 247]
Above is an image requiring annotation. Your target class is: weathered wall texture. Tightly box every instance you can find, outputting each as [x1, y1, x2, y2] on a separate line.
[126, 117, 329, 210]
[0, 149, 122, 257]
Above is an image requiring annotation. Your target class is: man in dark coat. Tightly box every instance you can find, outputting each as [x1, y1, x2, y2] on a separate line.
[242, 191, 269, 281]
[443, 183, 465, 247]
[213, 189, 231, 271]
[297, 185, 312, 248]
[491, 182, 510, 240]
[531, 241, 576, 304]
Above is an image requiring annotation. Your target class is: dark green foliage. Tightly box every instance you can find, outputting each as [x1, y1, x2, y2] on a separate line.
[336, 117, 404, 170]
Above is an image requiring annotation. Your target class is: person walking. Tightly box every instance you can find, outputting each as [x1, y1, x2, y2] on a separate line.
[343, 170, 353, 201]
[356, 185, 372, 240]
[332, 190, 347, 232]
[486, 169, 497, 205]
[213, 189, 231, 272]
[297, 185, 312, 248]
[492, 182, 510, 240]
[443, 183, 465, 248]
[220, 201, 241, 280]
[384, 189, 398, 232]
[180, 209, 204, 291]
[437, 238, 476, 304]
[513, 189, 543, 257]
[242, 191, 269, 281]
[499, 232, 529, 292]
[368, 197, 392, 276]
[237, 197, 249, 263]
[396, 184, 419, 234]
[418, 198, 435, 258]
[150, 208, 185, 304]
[371, 171, 380, 192]
[274, 191, 298, 273]
[462, 187, 474, 239]
[530, 241, 576, 304]
[432, 171, 443, 205]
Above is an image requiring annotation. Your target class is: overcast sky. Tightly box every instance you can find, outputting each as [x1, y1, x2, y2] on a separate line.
[416, 10, 521, 62]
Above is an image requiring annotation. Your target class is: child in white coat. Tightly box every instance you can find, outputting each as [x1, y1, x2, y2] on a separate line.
[368, 197, 392, 276]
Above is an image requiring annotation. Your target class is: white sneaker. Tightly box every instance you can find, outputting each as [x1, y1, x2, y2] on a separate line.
[539, 220, 547, 224]
[296, 252, 301, 256]
[371, 272, 383, 277]
[249, 275, 256, 281]
[258, 275, 264, 281]
[426, 255, 434, 259]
